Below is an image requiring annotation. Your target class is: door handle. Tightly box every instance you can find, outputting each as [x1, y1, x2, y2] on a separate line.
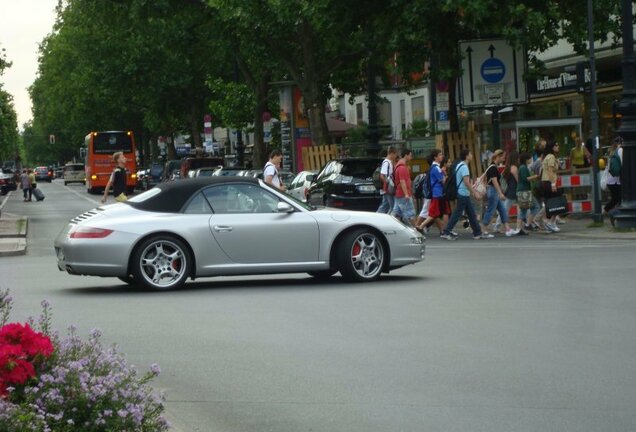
[213, 225, 233, 232]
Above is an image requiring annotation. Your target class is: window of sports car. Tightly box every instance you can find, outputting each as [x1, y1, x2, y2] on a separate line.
[186, 183, 312, 214]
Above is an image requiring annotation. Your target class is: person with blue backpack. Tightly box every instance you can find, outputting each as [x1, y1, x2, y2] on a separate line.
[417, 149, 452, 236]
[440, 149, 494, 240]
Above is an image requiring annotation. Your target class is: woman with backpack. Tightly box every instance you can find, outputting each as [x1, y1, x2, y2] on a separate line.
[604, 136, 623, 214]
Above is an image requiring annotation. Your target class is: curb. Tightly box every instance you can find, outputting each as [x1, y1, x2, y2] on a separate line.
[0, 238, 27, 257]
[0, 192, 28, 256]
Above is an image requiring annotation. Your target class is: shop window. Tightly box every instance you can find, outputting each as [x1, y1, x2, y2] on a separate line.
[411, 96, 425, 122]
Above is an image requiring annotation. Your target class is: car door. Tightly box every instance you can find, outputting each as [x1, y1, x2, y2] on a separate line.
[204, 183, 320, 264]
[308, 162, 335, 207]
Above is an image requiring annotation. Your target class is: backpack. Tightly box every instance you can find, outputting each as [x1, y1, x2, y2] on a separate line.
[609, 151, 621, 177]
[424, 167, 435, 199]
[443, 160, 464, 201]
[412, 173, 427, 198]
[372, 165, 383, 190]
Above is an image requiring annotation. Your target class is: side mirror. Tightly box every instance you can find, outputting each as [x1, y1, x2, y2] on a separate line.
[276, 201, 294, 213]
[306, 174, 315, 182]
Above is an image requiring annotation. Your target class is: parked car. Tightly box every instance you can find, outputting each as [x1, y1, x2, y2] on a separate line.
[63, 163, 86, 185]
[54, 176, 425, 290]
[34, 166, 53, 182]
[287, 170, 317, 202]
[0, 168, 18, 195]
[306, 158, 382, 211]
[212, 166, 248, 177]
[179, 157, 224, 180]
[140, 163, 164, 190]
[192, 167, 217, 177]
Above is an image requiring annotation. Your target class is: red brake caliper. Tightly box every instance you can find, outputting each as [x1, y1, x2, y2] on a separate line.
[352, 243, 361, 258]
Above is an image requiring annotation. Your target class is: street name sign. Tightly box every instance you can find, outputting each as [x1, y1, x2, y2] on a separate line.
[459, 39, 527, 108]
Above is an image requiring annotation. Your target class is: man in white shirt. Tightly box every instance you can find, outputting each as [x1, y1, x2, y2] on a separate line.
[263, 149, 285, 191]
[376, 147, 397, 213]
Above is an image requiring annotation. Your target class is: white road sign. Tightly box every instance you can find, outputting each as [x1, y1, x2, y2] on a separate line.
[459, 39, 527, 108]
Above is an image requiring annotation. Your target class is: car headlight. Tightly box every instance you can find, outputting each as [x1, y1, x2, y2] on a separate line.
[411, 236, 425, 244]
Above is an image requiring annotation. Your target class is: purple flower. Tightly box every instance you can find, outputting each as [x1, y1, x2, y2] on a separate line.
[150, 363, 161, 375]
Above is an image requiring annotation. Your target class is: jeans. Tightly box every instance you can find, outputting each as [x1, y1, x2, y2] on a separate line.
[376, 193, 394, 214]
[391, 197, 415, 224]
[483, 185, 508, 225]
[444, 195, 482, 236]
[605, 184, 621, 213]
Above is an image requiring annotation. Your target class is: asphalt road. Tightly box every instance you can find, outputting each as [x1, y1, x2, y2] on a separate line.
[2, 180, 636, 432]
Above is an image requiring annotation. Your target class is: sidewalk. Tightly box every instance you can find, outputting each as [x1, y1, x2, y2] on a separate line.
[0, 192, 28, 257]
[548, 215, 636, 240]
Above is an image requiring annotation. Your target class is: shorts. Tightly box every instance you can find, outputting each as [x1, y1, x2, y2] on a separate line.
[428, 197, 451, 218]
[418, 198, 430, 218]
[392, 197, 416, 221]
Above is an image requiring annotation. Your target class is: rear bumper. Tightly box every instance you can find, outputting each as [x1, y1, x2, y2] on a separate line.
[325, 194, 381, 212]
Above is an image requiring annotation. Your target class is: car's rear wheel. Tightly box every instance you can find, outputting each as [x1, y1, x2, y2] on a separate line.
[131, 235, 191, 290]
[307, 270, 336, 279]
[336, 229, 385, 282]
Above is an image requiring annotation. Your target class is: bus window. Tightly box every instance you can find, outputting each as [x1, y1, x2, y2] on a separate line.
[93, 132, 133, 154]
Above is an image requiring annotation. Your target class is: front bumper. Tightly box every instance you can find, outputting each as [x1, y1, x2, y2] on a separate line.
[388, 227, 425, 268]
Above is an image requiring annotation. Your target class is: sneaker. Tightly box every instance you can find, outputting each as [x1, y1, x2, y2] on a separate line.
[493, 222, 502, 233]
[545, 223, 557, 233]
[531, 222, 541, 231]
[556, 216, 566, 225]
[440, 233, 456, 241]
[474, 233, 495, 239]
[505, 229, 519, 237]
[551, 224, 561, 232]
[450, 231, 459, 237]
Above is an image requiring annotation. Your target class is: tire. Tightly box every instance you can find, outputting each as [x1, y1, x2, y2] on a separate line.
[336, 229, 385, 282]
[308, 270, 336, 279]
[131, 235, 191, 290]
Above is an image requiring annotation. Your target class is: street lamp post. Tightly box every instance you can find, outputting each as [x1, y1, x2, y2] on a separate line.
[613, 0, 636, 228]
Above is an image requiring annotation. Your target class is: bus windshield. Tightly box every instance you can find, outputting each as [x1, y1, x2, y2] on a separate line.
[93, 132, 133, 154]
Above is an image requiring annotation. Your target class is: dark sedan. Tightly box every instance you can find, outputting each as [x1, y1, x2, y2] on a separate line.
[0, 169, 18, 195]
[35, 166, 53, 182]
[306, 157, 382, 211]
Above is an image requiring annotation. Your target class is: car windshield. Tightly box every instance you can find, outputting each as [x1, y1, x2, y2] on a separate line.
[338, 160, 379, 179]
[65, 164, 84, 172]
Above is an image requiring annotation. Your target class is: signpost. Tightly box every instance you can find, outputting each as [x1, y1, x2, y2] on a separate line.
[459, 39, 527, 149]
[459, 39, 527, 108]
[435, 91, 450, 132]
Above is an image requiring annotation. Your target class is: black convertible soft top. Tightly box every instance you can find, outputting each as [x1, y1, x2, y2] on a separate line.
[126, 176, 259, 213]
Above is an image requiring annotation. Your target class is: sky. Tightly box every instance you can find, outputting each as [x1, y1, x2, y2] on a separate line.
[0, 0, 58, 128]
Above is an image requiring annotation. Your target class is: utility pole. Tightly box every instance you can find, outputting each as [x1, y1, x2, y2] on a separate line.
[587, 0, 602, 222]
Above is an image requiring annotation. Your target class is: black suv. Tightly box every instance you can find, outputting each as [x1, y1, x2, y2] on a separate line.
[306, 157, 382, 211]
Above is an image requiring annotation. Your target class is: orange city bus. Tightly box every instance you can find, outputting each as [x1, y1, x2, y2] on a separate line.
[84, 130, 137, 194]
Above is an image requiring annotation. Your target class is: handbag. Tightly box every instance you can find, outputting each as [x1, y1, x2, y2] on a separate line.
[472, 173, 487, 200]
[516, 190, 533, 209]
[545, 195, 568, 217]
[600, 166, 609, 191]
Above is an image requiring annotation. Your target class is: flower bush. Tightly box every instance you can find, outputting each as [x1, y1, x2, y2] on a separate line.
[0, 289, 170, 431]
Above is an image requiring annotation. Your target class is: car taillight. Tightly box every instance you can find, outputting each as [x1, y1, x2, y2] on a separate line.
[69, 227, 113, 239]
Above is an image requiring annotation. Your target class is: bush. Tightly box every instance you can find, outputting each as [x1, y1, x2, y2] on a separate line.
[0, 290, 169, 431]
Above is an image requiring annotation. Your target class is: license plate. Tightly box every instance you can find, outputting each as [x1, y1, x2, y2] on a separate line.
[357, 185, 376, 193]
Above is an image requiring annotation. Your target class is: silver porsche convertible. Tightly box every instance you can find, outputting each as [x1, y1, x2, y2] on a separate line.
[54, 177, 425, 290]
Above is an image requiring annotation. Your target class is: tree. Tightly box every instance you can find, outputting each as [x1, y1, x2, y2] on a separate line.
[0, 45, 19, 164]
[388, 0, 623, 131]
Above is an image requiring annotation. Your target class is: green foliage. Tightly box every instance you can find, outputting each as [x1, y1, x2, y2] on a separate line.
[403, 120, 432, 139]
[342, 123, 368, 144]
[0, 46, 19, 163]
[207, 79, 255, 130]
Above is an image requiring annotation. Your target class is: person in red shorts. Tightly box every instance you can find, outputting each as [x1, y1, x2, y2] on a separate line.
[419, 149, 452, 237]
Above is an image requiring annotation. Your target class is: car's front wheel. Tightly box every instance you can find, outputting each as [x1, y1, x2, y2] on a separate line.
[336, 229, 385, 282]
[131, 235, 191, 290]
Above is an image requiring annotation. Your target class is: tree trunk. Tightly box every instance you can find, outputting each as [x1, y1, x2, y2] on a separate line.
[190, 102, 201, 149]
[303, 83, 329, 146]
[252, 75, 270, 169]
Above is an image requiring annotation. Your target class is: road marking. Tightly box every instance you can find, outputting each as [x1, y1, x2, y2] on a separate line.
[0, 190, 12, 210]
[51, 180, 101, 205]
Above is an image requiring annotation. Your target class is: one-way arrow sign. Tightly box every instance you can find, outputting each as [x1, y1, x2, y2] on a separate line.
[459, 38, 527, 108]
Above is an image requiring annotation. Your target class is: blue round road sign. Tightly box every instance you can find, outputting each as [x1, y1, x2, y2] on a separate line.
[481, 58, 506, 84]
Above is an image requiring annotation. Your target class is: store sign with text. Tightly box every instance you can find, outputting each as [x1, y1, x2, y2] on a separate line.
[529, 66, 592, 95]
